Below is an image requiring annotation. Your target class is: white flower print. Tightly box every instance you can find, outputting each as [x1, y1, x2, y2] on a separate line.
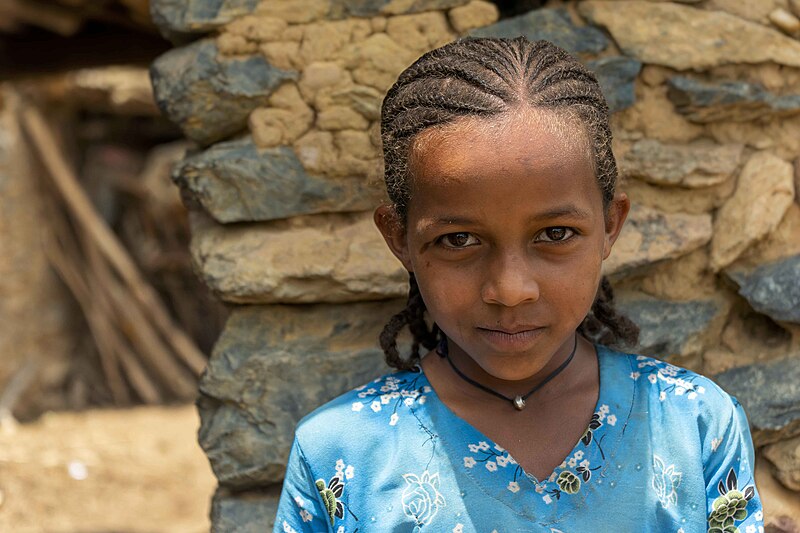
[419, 395, 427, 404]
[337, 527, 345, 533]
[630, 371, 641, 380]
[711, 437, 723, 452]
[335, 459, 345, 473]
[494, 443, 505, 452]
[370, 401, 381, 412]
[652, 455, 682, 509]
[294, 496, 305, 508]
[454, 524, 464, 533]
[486, 461, 497, 472]
[404, 397, 414, 406]
[344, 465, 355, 480]
[535, 484, 545, 494]
[478, 441, 490, 451]
[507, 481, 520, 493]
[351, 402, 364, 412]
[283, 521, 298, 533]
[746, 526, 756, 533]
[580, 459, 591, 469]
[697, 386, 706, 394]
[675, 386, 685, 396]
[496, 455, 508, 467]
[468, 444, 480, 453]
[568, 458, 577, 468]
[463, 457, 476, 468]
[599, 404, 609, 414]
[687, 392, 697, 400]
[543, 494, 553, 504]
[659, 391, 667, 401]
[380, 394, 391, 404]
[401, 471, 446, 526]
[423, 385, 432, 393]
[389, 413, 399, 426]
[300, 510, 313, 523]
[607, 414, 617, 426]
[574, 450, 584, 460]
[754, 510, 763, 521]
[648, 374, 658, 384]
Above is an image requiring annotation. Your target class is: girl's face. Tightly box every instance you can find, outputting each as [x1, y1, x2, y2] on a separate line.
[376, 111, 630, 381]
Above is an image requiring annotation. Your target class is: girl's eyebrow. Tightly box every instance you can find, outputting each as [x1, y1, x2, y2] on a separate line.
[415, 205, 592, 232]
[529, 205, 593, 222]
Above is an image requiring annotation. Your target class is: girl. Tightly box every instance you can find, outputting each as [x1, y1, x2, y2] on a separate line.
[274, 37, 762, 532]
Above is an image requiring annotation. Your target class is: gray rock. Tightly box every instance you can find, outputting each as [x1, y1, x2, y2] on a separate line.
[150, 0, 258, 35]
[587, 57, 641, 113]
[470, 8, 609, 55]
[330, 0, 468, 18]
[197, 301, 402, 489]
[174, 137, 382, 223]
[728, 255, 800, 324]
[620, 139, 743, 188]
[667, 76, 800, 123]
[615, 292, 724, 357]
[150, 39, 296, 145]
[715, 356, 800, 445]
[211, 490, 279, 532]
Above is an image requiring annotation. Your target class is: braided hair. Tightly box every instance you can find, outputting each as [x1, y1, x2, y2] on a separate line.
[378, 37, 639, 370]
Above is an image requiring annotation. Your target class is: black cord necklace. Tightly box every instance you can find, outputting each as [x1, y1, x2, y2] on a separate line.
[436, 333, 578, 411]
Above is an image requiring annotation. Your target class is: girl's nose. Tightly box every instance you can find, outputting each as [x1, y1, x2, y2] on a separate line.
[480, 253, 540, 307]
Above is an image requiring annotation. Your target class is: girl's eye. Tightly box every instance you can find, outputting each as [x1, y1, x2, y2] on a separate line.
[439, 232, 480, 249]
[536, 227, 575, 243]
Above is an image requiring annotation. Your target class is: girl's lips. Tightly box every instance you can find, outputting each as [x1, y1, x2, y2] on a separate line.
[475, 326, 546, 351]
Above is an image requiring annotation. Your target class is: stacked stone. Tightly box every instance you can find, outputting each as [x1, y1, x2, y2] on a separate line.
[149, 0, 800, 529]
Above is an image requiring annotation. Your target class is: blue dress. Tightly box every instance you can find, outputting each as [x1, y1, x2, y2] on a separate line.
[274, 346, 763, 532]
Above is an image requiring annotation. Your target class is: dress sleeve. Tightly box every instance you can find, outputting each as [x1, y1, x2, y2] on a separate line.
[273, 438, 333, 533]
[703, 398, 763, 533]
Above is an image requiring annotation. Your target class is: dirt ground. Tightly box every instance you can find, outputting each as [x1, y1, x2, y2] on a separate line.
[0, 404, 216, 533]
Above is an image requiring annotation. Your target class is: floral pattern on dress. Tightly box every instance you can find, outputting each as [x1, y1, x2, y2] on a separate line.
[401, 470, 446, 526]
[708, 468, 756, 533]
[461, 405, 613, 503]
[314, 459, 358, 527]
[630, 356, 707, 401]
[652, 455, 682, 509]
[350, 374, 431, 426]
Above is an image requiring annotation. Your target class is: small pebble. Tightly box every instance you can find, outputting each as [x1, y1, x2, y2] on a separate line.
[769, 8, 800, 34]
[68, 460, 88, 481]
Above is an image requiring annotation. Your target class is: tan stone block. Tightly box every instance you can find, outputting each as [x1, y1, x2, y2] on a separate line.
[317, 105, 370, 130]
[294, 130, 337, 174]
[733, 204, 800, 270]
[706, 0, 782, 24]
[280, 24, 304, 41]
[371, 16, 387, 32]
[217, 33, 259, 55]
[335, 130, 379, 161]
[225, 14, 288, 42]
[770, 7, 800, 34]
[791, 0, 800, 17]
[299, 61, 349, 102]
[190, 212, 407, 304]
[622, 178, 736, 215]
[755, 455, 800, 532]
[579, 1, 800, 69]
[341, 33, 417, 91]
[254, 0, 330, 24]
[249, 83, 313, 147]
[710, 152, 795, 271]
[259, 41, 301, 71]
[764, 435, 800, 491]
[386, 11, 455, 54]
[448, 0, 499, 33]
[611, 84, 704, 143]
[315, 85, 383, 121]
[298, 20, 354, 64]
[706, 115, 800, 162]
[640, 248, 716, 300]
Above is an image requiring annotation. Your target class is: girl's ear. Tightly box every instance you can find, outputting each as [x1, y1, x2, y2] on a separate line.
[374, 204, 414, 272]
[602, 191, 631, 259]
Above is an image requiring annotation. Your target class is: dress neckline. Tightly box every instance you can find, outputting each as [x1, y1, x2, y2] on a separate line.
[407, 344, 636, 521]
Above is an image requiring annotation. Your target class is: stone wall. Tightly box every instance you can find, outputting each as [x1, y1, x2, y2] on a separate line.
[149, 1, 800, 529]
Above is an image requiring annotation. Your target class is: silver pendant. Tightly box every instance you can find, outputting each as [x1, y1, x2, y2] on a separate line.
[513, 396, 526, 410]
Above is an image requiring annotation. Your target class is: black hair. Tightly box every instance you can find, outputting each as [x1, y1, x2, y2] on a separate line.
[378, 37, 639, 370]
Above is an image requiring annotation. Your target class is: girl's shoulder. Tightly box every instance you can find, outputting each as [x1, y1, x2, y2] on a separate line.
[293, 368, 430, 447]
[600, 345, 746, 433]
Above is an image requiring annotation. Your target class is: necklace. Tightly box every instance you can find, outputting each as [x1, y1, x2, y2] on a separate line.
[436, 333, 579, 411]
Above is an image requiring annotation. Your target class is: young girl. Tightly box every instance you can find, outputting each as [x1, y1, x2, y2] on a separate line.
[274, 37, 762, 532]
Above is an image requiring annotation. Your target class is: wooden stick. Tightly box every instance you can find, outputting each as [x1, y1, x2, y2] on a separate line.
[20, 105, 207, 377]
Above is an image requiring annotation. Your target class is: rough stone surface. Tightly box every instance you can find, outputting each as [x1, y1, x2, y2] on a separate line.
[728, 255, 800, 325]
[448, 0, 499, 34]
[150, 0, 259, 34]
[710, 152, 795, 271]
[197, 300, 400, 488]
[190, 212, 407, 304]
[330, 0, 469, 18]
[603, 204, 713, 277]
[587, 56, 641, 113]
[173, 138, 382, 223]
[211, 491, 279, 532]
[764, 435, 800, 492]
[667, 76, 800, 123]
[471, 8, 608, 55]
[615, 292, 727, 357]
[150, 39, 296, 145]
[715, 356, 800, 445]
[579, 1, 800, 69]
[619, 138, 743, 188]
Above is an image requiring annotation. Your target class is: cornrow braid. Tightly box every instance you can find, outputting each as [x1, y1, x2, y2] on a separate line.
[378, 37, 638, 369]
[579, 277, 640, 348]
